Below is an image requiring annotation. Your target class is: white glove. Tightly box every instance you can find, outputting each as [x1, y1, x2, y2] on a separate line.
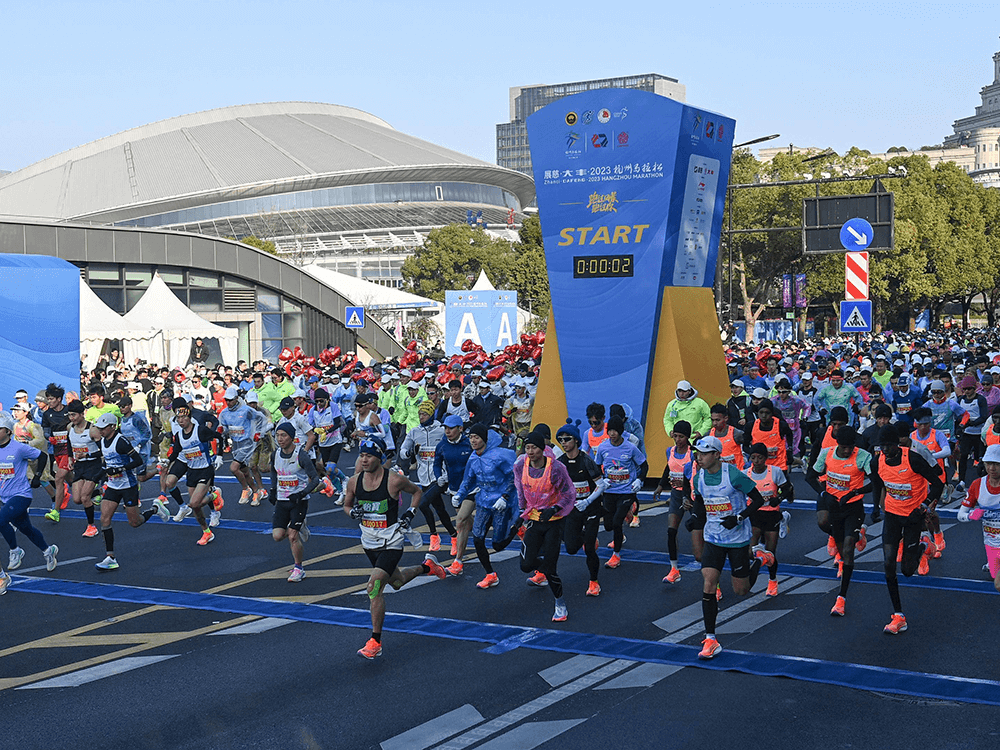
[450, 492, 461, 509]
[437, 474, 448, 487]
[574, 496, 591, 513]
[957, 504, 971, 522]
[631, 478, 642, 493]
[493, 497, 507, 512]
[213, 455, 223, 471]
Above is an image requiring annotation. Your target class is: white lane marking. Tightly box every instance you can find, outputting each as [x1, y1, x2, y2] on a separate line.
[717, 609, 794, 634]
[474, 719, 586, 750]
[208, 617, 294, 635]
[538, 655, 613, 687]
[381, 704, 485, 750]
[783, 577, 839, 595]
[15, 556, 96, 574]
[433, 660, 634, 750]
[17, 655, 179, 689]
[593, 663, 683, 690]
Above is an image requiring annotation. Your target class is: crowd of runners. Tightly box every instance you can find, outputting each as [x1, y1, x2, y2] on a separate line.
[2, 330, 1000, 662]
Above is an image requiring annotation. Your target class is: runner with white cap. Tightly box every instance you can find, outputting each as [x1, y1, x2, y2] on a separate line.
[219, 385, 267, 504]
[689, 434, 766, 659]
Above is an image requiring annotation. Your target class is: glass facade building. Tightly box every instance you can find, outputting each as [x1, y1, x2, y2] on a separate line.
[496, 74, 686, 177]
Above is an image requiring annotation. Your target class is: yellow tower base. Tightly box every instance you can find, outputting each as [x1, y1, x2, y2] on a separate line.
[532, 287, 731, 478]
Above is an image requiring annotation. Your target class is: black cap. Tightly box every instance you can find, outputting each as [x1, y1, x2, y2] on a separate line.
[829, 406, 849, 423]
[524, 431, 546, 450]
[749, 441, 769, 457]
[279, 396, 295, 411]
[878, 423, 900, 445]
[607, 415, 625, 434]
[836, 426, 857, 446]
[469, 423, 489, 442]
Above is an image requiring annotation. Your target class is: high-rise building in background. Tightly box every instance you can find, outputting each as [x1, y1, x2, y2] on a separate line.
[496, 74, 685, 177]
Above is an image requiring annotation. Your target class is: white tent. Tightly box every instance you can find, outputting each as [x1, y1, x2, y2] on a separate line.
[80, 278, 164, 366]
[124, 273, 238, 367]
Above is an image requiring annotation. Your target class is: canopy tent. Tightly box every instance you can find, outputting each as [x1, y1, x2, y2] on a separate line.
[124, 273, 238, 367]
[80, 278, 164, 366]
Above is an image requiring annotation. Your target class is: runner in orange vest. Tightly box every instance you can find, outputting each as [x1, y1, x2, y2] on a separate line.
[745, 442, 794, 597]
[709, 404, 745, 470]
[744, 399, 793, 473]
[653, 420, 698, 583]
[812, 426, 872, 616]
[908, 407, 950, 557]
[871, 423, 944, 634]
[805, 406, 855, 553]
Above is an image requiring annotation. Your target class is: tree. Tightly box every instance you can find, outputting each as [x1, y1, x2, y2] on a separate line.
[228, 235, 278, 256]
[401, 221, 551, 317]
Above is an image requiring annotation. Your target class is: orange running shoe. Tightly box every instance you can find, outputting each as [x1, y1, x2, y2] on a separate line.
[604, 553, 621, 569]
[586, 580, 601, 596]
[526, 571, 548, 587]
[60, 485, 71, 510]
[883, 613, 907, 634]
[446, 560, 464, 577]
[239, 489, 252, 504]
[856, 524, 867, 552]
[357, 638, 382, 659]
[423, 554, 446, 579]
[917, 554, 929, 576]
[716, 585, 723, 602]
[428, 534, 441, 552]
[476, 572, 499, 589]
[827, 536, 837, 557]
[933, 532, 945, 557]
[82, 524, 99, 538]
[830, 596, 846, 616]
[766, 579, 778, 597]
[897, 541, 903, 562]
[197, 529, 215, 546]
[211, 489, 224, 512]
[663, 567, 681, 584]
[698, 637, 722, 659]
[755, 548, 775, 568]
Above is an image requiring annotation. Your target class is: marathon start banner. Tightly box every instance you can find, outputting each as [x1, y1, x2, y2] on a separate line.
[527, 90, 735, 472]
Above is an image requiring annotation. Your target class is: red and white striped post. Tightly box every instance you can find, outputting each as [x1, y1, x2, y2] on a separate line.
[845, 252, 869, 300]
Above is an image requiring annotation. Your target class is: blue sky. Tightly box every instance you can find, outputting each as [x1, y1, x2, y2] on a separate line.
[3, 1, 999, 171]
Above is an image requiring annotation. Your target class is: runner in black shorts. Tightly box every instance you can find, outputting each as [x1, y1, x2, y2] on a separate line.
[269, 421, 320, 582]
[745, 442, 794, 596]
[342, 437, 445, 659]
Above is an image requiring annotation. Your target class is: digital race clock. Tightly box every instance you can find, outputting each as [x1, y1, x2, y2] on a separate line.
[572, 254, 634, 278]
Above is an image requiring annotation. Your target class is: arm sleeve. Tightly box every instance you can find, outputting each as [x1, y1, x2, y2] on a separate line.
[117, 439, 145, 471]
[433, 442, 445, 480]
[296, 449, 321, 496]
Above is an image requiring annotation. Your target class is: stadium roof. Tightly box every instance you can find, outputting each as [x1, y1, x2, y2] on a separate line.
[0, 102, 535, 224]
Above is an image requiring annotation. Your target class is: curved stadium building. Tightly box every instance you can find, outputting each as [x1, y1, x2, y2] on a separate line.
[0, 102, 535, 362]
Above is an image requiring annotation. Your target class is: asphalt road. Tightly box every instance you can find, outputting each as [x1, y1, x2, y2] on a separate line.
[3, 455, 1000, 750]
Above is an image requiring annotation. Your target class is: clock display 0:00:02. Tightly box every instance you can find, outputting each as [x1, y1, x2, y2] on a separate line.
[572, 254, 634, 278]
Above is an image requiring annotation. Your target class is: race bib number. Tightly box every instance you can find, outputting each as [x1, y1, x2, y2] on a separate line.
[418, 448, 436, 461]
[53, 431, 68, 443]
[362, 516, 388, 529]
[607, 469, 630, 483]
[182, 448, 203, 462]
[278, 477, 299, 491]
[669, 471, 685, 490]
[0, 462, 13, 479]
[826, 471, 850, 492]
[767, 445, 779, 458]
[884, 481, 912, 501]
[704, 501, 733, 516]
[73, 445, 91, 459]
[574, 481, 590, 498]
[228, 426, 245, 437]
[897, 404, 911, 414]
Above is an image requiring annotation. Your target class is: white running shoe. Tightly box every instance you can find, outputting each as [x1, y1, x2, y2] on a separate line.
[95, 555, 119, 571]
[152, 498, 171, 522]
[209, 510, 221, 528]
[287, 566, 305, 582]
[43, 545, 58, 572]
[779, 510, 791, 539]
[173, 504, 192, 522]
[8, 547, 24, 570]
[552, 603, 568, 622]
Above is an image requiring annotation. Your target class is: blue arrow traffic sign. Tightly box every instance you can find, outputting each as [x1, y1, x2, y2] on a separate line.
[345, 306, 365, 329]
[840, 299, 872, 332]
[840, 218, 874, 251]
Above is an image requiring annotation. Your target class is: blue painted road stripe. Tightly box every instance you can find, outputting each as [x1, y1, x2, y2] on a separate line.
[9, 575, 1000, 706]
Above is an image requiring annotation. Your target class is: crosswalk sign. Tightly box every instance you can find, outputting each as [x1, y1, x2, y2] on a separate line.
[345, 306, 365, 329]
[840, 299, 872, 332]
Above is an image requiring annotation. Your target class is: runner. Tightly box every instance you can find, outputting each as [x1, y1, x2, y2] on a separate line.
[745, 399, 793, 473]
[92, 413, 170, 571]
[398, 401, 457, 553]
[871, 423, 944, 633]
[0, 411, 58, 592]
[169, 402, 223, 546]
[434, 415, 476, 576]
[556, 420, 606, 596]
[118, 395, 156, 482]
[583, 402, 608, 458]
[66, 399, 102, 537]
[343, 437, 444, 659]
[269, 421, 320, 581]
[513, 431, 576, 621]
[745, 442, 795, 596]
[309, 387, 348, 501]
[709, 404, 745, 470]
[595, 415, 647, 569]
[246, 391, 273, 505]
[689, 435, 766, 659]
[957, 443, 1000, 591]
[40, 382, 72, 522]
[811, 426, 873, 615]
[219, 386, 267, 504]
[653, 420, 697, 583]
[451, 423, 519, 589]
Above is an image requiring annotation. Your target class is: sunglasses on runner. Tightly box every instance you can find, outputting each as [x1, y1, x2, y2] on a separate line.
[556, 435, 574, 442]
